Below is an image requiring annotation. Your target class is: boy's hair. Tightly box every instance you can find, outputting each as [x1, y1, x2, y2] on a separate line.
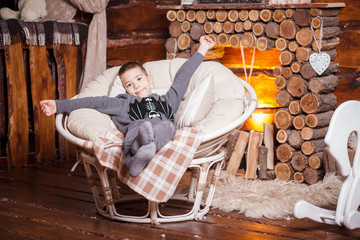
[118, 62, 148, 78]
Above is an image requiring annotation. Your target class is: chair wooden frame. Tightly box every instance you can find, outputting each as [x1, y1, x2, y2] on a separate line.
[55, 76, 257, 224]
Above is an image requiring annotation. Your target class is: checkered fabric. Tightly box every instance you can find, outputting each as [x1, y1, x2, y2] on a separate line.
[93, 126, 202, 203]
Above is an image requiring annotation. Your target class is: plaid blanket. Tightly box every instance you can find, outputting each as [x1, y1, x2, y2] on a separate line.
[93, 126, 202, 203]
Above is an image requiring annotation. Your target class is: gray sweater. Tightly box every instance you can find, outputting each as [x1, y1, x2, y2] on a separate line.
[55, 52, 204, 133]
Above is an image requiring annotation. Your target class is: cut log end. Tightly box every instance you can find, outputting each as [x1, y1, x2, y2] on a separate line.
[275, 38, 288, 51]
[276, 143, 294, 162]
[241, 32, 255, 48]
[176, 10, 186, 22]
[291, 152, 307, 172]
[289, 101, 301, 115]
[304, 167, 322, 184]
[296, 28, 313, 47]
[229, 34, 241, 48]
[167, 10, 177, 22]
[275, 76, 286, 90]
[275, 162, 293, 181]
[279, 51, 294, 66]
[276, 129, 288, 144]
[260, 9, 272, 22]
[279, 20, 296, 40]
[293, 115, 305, 130]
[294, 172, 305, 183]
[216, 10, 228, 22]
[274, 109, 293, 129]
[177, 33, 191, 51]
[309, 153, 322, 169]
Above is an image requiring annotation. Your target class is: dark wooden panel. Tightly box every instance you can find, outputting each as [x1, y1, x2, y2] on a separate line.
[107, 42, 167, 67]
[0, 50, 6, 138]
[53, 45, 80, 161]
[313, 0, 360, 21]
[313, 1, 360, 73]
[107, 0, 169, 39]
[29, 46, 57, 164]
[335, 79, 360, 106]
[335, 25, 360, 69]
[4, 41, 29, 168]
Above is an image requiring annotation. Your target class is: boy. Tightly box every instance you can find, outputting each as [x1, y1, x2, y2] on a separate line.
[41, 35, 215, 177]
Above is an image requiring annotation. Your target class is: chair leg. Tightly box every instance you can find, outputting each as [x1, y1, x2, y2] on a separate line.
[293, 200, 337, 225]
[108, 170, 121, 200]
[335, 173, 353, 226]
[190, 152, 224, 219]
[203, 159, 222, 210]
[188, 168, 198, 201]
[194, 164, 208, 215]
[81, 152, 116, 218]
[347, 211, 360, 230]
[149, 201, 160, 225]
[344, 174, 360, 229]
[81, 154, 104, 212]
[100, 170, 117, 218]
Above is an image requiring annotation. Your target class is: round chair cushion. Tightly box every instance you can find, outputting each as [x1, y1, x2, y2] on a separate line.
[67, 58, 245, 141]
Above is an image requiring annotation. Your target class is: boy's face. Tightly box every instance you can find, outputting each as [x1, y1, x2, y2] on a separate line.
[121, 66, 153, 98]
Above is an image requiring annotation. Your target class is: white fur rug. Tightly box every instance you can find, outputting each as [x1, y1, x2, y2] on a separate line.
[208, 171, 343, 219]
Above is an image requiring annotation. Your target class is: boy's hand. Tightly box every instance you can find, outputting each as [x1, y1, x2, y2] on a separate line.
[40, 100, 57, 116]
[197, 35, 215, 56]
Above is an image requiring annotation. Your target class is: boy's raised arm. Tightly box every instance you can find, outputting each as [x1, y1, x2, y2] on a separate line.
[197, 35, 215, 56]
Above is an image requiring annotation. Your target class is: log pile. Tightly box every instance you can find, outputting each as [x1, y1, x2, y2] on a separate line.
[166, 7, 342, 184]
[166, 8, 341, 57]
[271, 8, 341, 184]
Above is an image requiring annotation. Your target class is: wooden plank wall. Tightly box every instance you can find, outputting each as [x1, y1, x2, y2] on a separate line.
[106, 0, 171, 67]
[0, 20, 87, 169]
[106, 0, 360, 105]
[322, 0, 360, 104]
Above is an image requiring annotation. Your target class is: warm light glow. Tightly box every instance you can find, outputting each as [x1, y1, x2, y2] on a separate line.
[242, 109, 276, 132]
[249, 74, 280, 108]
[217, 46, 283, 132]
[221, 47, 282, 70]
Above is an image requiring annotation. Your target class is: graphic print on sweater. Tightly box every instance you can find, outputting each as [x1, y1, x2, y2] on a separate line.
[128, 97, 174, 121]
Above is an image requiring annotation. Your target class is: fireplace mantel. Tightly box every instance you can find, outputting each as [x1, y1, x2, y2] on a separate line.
[157, 2, 345, 10]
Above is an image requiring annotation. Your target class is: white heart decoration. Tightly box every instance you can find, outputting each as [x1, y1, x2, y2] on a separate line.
[309, 52, 331, 75]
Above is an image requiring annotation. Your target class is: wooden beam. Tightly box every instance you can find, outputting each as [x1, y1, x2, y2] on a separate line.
[29, 46, 57, 164]
[4, 40, 29, 168]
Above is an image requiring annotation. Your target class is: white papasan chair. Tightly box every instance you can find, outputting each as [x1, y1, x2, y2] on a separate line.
[55, 57, 257, 224]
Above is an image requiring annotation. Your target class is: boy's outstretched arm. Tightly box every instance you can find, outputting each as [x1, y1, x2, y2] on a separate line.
[197, 35, 215, 56]
[40, 100, 57, 116]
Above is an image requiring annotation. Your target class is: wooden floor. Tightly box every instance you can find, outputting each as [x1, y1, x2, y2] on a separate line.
[1, 161, 360, 240]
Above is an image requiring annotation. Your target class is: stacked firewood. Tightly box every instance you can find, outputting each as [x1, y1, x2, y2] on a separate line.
[166, 8, 342, 184]
[272, 9, 341, 184]
[165, 8, 340, 59]
[166, 8, 319, 57]
[225, 124, 275, 180]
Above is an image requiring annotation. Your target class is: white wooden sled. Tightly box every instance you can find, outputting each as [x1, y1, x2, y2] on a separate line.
[294, 100, 360, 230]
